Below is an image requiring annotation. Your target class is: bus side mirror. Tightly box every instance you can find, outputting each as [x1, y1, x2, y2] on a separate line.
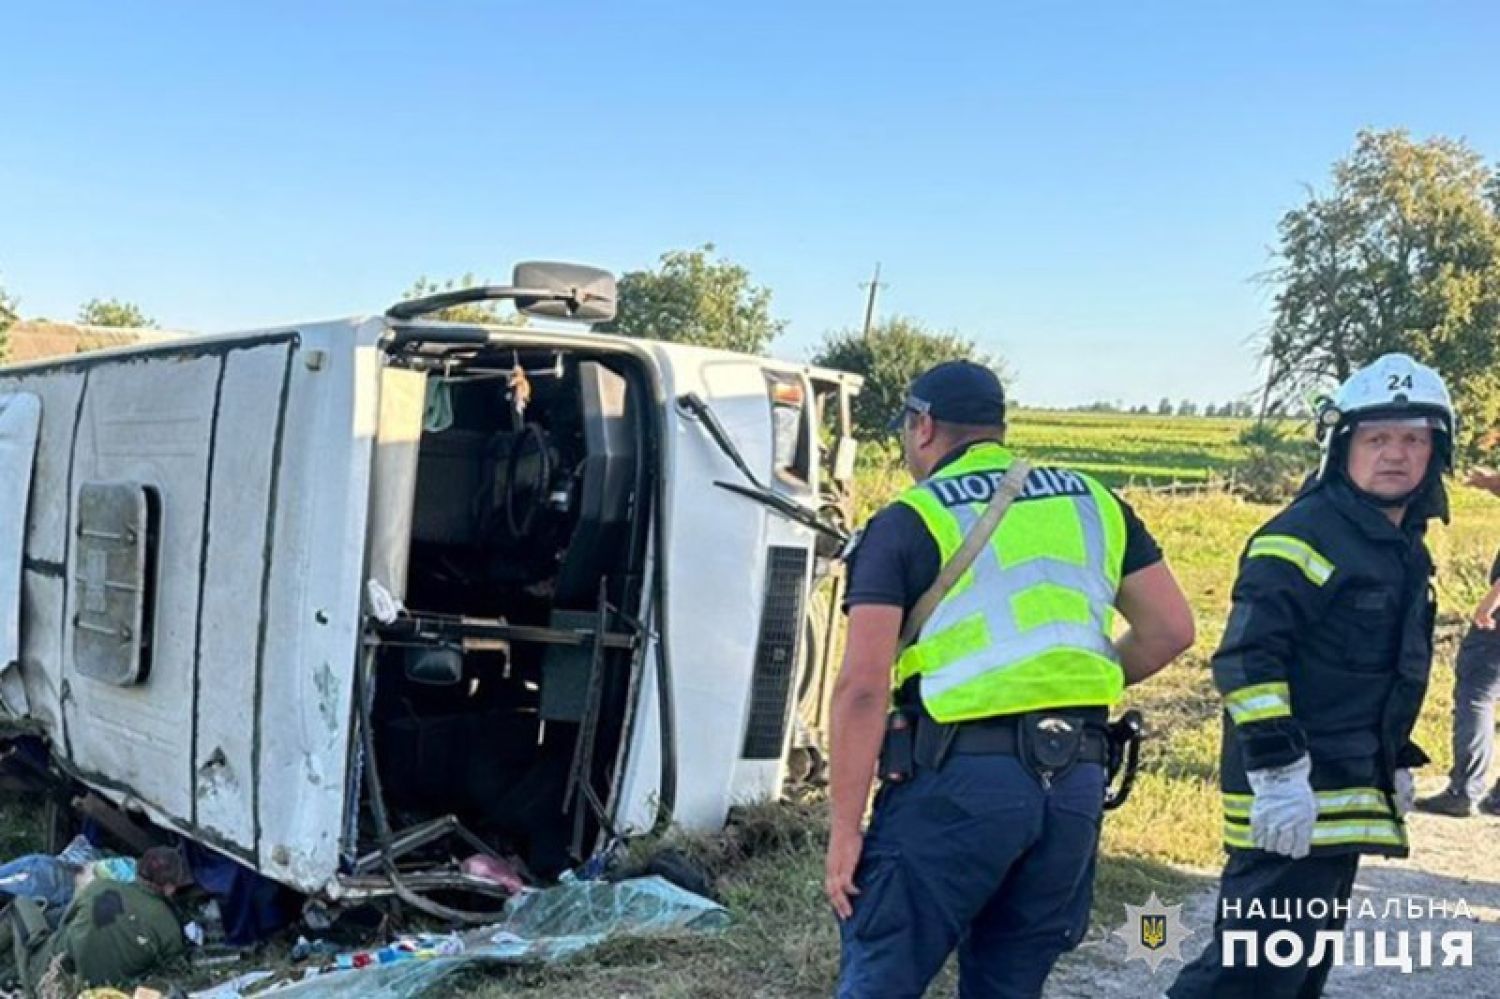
[513, 262, 617, 324]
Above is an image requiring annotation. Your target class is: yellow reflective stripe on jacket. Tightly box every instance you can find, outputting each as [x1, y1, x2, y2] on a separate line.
[1220, 818, 1406, 850]
[1222, 787, 1393, 821]
[1313, 788, 1392, 815]
[1223, 681, 1292, 725]
[1222, 781, 1406, 850]
[1223, 821, 1255, 849]
[1308, 818, 1407, 848]
[892, 443, 1126, 722]
[1246, 534, 1335, 586]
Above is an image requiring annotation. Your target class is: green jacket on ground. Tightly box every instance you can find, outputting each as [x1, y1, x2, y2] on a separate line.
[30, 878, 184, 990]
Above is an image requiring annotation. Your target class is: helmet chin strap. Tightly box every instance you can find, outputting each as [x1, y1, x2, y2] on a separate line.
[1346, 478, 1416, 509]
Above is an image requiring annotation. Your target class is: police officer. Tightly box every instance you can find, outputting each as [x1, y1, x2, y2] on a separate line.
[1170, 353, 1455, 998]
[825, 360, 1195, 998]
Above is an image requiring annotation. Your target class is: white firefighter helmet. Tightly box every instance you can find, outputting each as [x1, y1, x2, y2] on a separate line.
[1316, 352, 1456, 477]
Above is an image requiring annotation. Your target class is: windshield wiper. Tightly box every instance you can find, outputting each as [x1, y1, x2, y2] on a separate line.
[677, 393, 848, 544]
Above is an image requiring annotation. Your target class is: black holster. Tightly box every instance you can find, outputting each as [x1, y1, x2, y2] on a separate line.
[1103, 709, 1144, 811]
[1018, 712, 1089, 786]
[878, 707, 918, 783]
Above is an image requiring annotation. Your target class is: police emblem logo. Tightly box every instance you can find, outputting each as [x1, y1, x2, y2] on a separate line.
[1140, 914, 1167, 950]
[1114, 892, 1192, 971]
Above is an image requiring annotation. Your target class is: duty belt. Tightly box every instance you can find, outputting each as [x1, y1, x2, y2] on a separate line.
[914, 713, 1110, 771]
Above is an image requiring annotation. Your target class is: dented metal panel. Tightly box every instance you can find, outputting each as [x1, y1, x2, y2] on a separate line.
[0, 395, 41, 664]
[0, 370, 85, 736]
[192, 343, 296, 849]
[0, 392, 41, 715]
[62, 354, 219, 822]
[251, 324, 378, 891]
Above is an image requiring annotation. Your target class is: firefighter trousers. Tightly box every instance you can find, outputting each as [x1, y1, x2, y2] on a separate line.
[1169, 850, 1360, 999]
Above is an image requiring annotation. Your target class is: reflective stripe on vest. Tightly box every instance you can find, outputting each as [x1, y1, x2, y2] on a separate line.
[894, 443, 1127, 722]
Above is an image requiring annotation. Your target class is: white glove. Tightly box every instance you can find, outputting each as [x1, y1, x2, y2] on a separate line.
[1247, 755, 1317, 858]
[1394, 768, 1415, 817]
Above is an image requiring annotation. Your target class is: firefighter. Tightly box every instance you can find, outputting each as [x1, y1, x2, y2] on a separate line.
[826, 360, 1196, 998]
[1170, 353, 1455, 998]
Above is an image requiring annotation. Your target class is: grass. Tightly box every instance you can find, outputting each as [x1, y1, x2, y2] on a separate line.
[442, 802, 1205, 999]
[851, 410, 1281, 521]
[1007, 410, 1260, 488]
[0, 793, 44, 859]
[6, 411, 1498, 996]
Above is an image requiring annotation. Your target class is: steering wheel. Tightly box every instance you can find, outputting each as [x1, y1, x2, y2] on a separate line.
[504, 424, 551, 540]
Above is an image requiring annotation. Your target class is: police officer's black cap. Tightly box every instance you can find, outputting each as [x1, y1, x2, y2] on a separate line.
[888, 360, 1006, 432]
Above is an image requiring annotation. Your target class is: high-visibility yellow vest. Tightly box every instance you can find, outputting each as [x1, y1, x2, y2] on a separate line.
[894, 443, 1127, 722]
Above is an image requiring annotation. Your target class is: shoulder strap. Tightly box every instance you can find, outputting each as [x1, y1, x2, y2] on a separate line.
[899, 459, 1032, 650]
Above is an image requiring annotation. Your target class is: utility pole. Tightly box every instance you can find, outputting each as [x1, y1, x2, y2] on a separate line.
[860, 262, 886, 341]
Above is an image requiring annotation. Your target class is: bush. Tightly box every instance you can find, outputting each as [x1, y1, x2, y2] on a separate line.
[1231, 421, 1316, 503]
[811, 317, 1005, 440]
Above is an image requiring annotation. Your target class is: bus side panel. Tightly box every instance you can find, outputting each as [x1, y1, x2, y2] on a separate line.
[193, 344, 298, 850]
[254, 330, 378, 890]
[62, 354, 220, 823]
[655, 356, 777, 830]
[0, 369, 86, 736]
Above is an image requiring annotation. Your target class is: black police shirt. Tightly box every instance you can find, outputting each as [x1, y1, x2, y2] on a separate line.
[844, 444, 1165, 616]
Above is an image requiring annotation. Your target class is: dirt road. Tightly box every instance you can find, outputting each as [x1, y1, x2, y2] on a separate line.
[1047, 779, 1500, 997]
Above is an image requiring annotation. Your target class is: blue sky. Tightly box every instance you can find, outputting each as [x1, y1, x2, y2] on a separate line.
[3, 2, 1497, 407]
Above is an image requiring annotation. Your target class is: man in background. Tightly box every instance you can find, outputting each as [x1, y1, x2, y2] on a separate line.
[1416, 468, 1500, 816]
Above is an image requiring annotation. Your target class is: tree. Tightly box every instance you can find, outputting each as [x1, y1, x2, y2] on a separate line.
[1178, 400, 1198, 417]
[811, 316, 1006, 439]
[77, 298, 156, 328]
[397, 275, 527, 326]
[1264, 130, 1500, 454]
[600, 244, 784, 354]
[1157, 397, 1173, 416]
[0, 278, 15, 363]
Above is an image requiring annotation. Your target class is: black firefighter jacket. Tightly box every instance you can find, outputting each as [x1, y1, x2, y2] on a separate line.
[1214, 478, 1436, 858]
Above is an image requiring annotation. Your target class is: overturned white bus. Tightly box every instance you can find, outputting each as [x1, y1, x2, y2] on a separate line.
[0, 262, 861, 916]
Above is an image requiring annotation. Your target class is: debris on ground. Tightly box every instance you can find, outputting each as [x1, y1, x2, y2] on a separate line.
[189, 875, 728, 997]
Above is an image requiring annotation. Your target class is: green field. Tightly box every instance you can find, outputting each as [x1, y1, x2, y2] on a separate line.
[1007, 409, 1259, 487]
[851, 410, 1284, 523]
